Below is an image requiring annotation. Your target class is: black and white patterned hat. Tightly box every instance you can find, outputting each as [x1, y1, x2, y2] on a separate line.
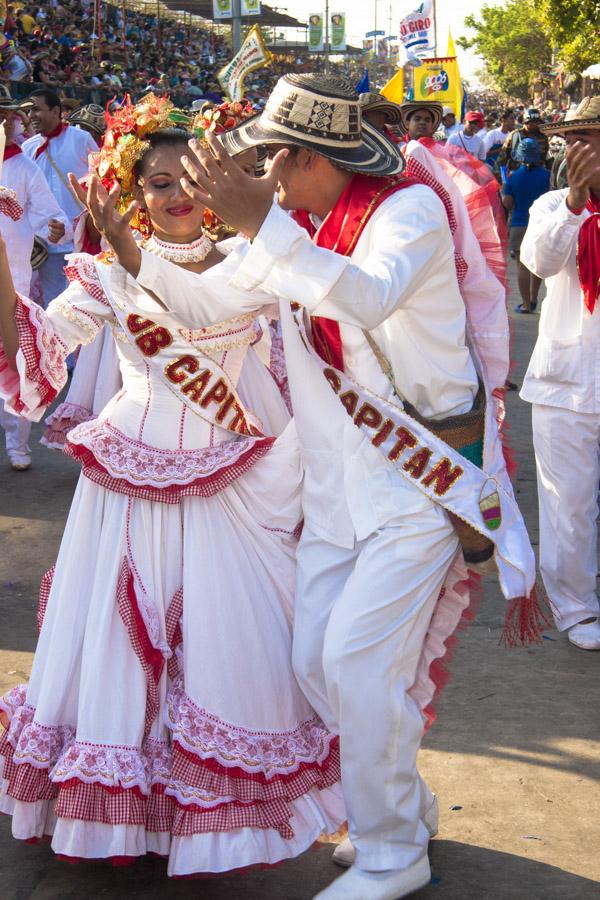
[219, 73, 404, 176]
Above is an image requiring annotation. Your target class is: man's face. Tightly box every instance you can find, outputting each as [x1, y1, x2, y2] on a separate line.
[407, 110, 435, 139]
[363, 108, 388, 134]
[443, 113, 455, 128]
[525, 118, 540, 134]
[267, 144, 308, 210]
[463, 119, 479, 136]
[504, 113, 516, 130]
[565, 129, 600, 155]
[29, 96, 61, 134]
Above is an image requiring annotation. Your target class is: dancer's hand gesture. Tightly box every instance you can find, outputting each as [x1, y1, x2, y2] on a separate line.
[180, 132, 288, 240]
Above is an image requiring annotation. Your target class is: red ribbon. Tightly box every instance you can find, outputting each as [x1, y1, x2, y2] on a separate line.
[292, 173, 419, 371]
[578, 193, 600, 314]
[34, 121, 68, 159]
[3, 144, 22, 161]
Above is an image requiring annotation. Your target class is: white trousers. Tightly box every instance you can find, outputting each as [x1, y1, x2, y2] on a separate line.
[0, 399, 31, 463]
[292, 498, 458, 872]
[532, 403, 600, 630]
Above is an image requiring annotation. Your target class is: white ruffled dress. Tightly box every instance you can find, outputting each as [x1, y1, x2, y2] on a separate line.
[0, 251, 344, 875]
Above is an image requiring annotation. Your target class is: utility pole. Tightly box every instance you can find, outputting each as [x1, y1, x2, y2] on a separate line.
[372, 0, 378, 87]
[232, 0, 242, 53]
[324, 0, 330, 74]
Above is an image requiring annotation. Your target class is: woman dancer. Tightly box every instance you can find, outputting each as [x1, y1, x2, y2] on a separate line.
[0, 94, 343, 875]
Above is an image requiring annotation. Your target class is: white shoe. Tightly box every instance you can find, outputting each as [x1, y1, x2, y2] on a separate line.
[333, 796, 438, 869]
[9, 453, 31, 471]
[314, 856, 431, 900]
[568, 620, 600, 650]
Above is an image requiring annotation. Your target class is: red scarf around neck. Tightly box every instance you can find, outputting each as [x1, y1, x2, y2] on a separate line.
[578, 193, 600, 314]
[292, 172, 418, 371]
[3, 144, 22, 161]
[35, 121, 68, 159]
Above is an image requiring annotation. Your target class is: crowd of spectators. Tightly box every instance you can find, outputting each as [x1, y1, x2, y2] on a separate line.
[0, 0, 292, 108]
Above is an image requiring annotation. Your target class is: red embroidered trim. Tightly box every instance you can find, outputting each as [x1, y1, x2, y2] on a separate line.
[37, 566, 55, 632]
[12, 297, 64, 414]
[64, 437, 275, 504]
[64, 254, 111, 306]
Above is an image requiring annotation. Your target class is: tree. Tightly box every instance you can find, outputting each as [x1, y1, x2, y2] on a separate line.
[458, 0, 553, 98]
[537, 0, 600, 72]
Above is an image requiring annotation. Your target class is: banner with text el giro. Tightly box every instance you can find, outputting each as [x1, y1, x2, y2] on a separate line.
[218, 25, 273, 101]
[413, 56, 464, 116]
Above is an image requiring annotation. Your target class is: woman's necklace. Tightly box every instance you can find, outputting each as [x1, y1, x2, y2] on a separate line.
[143, 233, 213, 264]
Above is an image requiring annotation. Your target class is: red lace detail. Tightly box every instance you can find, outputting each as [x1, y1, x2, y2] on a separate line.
[116, 559, 164, 734]
[10, 296, 66, 415]
[37, 566, 55, 632]
[64, 254, 111, 306]
[65, 433, 275, 504]
[0, 185, 23, 220]
[41, 402, 95, 450]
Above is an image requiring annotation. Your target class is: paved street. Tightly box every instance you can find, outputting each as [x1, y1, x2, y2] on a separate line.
[1, 260, 599, 899]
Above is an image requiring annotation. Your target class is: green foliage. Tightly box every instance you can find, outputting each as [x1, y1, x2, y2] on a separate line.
[459, 0, 599, 94]
[458, 0, 552, 97]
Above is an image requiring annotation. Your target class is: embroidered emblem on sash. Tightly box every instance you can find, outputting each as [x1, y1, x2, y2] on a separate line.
[479, 480, 502, 530]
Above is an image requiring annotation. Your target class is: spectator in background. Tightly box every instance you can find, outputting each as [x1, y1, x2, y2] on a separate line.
[502, 137, 550, 313]
[496, 108, 550, 174]
[441, 105, 461, 139]
[447, 110, 487, 161]
[483, 108, 516, 169]
[0, 86, 70, 471]
[21, 87, 96, 308]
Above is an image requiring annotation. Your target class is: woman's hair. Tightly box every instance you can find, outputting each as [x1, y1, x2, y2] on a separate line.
[132, 127, 191, 181]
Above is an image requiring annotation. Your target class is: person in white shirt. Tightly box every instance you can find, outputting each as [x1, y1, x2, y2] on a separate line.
[0, 91, 71, 471]
[520, 97, 600, 650]
[441, 105, 461, 139]
[448, 110, 487, 161]
[482, 108, 516, 163]
[89, 74, 537, 900]
[21, 88, 96, 308]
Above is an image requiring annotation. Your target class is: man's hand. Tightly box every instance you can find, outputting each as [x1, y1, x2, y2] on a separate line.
[180, 132, 288, 240]
[566, 141, 600, 212]
[47, 218, 65, 243]
[68, 173, 141, 277]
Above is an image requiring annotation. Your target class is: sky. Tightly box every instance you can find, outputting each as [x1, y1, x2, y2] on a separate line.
[278, 0, 505, 81]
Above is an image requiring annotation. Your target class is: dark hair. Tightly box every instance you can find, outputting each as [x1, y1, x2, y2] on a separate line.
[30, 88, 62, 112]
[502, 108, 515, 120]
[132, 127, 191, 180]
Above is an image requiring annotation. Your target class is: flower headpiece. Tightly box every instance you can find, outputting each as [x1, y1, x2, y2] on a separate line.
[192, 100, 258, 240]
[91, 93, 191, 216]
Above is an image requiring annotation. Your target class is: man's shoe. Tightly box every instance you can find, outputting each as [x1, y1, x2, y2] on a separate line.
[314, 856, 431, 900]
[333, 797, 438, 868]
[568, 620, 600, 650]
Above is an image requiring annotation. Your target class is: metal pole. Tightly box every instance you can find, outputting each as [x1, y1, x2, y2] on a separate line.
[232, 0, 242, 54]
[324, 0, 330, 74]
[372, 0, 378, 87]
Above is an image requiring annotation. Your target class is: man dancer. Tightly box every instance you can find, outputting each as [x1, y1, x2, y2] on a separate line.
[0, 89, 70, 470]
[22, 88, 96, 308]
[90, 74, 537, 899]
[520, 97, 600, 650]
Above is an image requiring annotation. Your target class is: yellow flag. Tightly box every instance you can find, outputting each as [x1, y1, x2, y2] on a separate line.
[413, 56, 463, 118]
[447, 30, 456, 58]
[381, 68, 405, 105]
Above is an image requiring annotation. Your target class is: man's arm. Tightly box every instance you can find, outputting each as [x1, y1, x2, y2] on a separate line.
[228, 188, 447, 331]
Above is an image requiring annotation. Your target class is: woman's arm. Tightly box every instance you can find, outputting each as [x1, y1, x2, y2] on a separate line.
[0, 231, 19, 360]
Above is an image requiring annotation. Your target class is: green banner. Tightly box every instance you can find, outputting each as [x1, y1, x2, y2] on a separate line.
[309, 13, 324, 52]
[330, 12, 346, 52]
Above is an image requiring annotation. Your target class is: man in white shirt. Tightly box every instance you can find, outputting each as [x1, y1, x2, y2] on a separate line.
[520, 97, 600, 650]
[482, 108, 516, 164]
[448, 110, 487, 161]
[0, 91, 71, 470]
[22, 88, 96, 308]
[88, 74, 536, 900]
